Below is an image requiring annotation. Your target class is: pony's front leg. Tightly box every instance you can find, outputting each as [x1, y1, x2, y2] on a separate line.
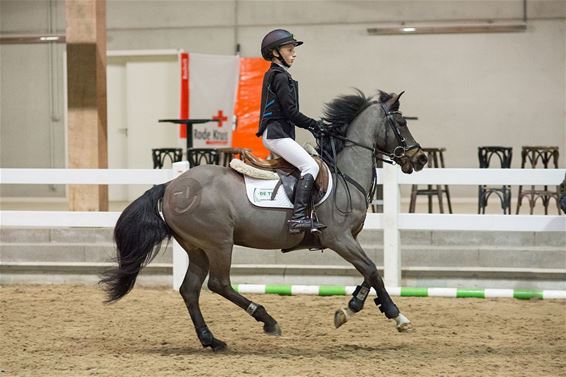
[334, 280, 371, 328]
[368, 269, 413, 332]
[329, 236, 414, 332]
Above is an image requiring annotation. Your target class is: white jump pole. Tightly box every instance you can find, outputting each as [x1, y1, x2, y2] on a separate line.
[171, 161, 190, 290]
[382, 163, 401, 287]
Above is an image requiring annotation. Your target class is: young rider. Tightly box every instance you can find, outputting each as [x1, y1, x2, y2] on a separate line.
[257, 29, 326, 234]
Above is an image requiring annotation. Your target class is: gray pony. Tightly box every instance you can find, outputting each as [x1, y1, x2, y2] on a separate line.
[101, 90, 428, 351]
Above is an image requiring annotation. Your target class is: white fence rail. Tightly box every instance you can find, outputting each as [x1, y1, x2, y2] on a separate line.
[1, 168, 173, 184]
[1, 164, 565, 288]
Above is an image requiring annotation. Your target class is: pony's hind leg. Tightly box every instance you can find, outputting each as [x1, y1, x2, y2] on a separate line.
[178, 247, 227, 352]
[205, 245, 281, 336]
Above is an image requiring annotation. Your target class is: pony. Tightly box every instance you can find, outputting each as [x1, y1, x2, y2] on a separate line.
[101, 90, 428, 351]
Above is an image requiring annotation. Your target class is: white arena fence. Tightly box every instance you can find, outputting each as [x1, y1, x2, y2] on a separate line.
[1, 163, 564, 289]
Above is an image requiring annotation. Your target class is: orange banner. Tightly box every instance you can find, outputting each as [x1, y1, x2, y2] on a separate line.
[232, 58, 270, 158]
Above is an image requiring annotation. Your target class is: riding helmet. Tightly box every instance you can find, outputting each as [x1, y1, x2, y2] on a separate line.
[261, 29, 303, 60]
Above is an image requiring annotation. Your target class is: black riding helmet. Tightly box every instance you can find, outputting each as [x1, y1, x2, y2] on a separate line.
[261, 29, 303, 65]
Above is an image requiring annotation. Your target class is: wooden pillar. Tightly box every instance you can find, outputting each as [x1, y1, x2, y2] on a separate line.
[65, 0, 108, 211]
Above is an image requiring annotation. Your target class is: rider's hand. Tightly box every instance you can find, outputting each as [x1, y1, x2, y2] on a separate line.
[308, 121, 327, 137]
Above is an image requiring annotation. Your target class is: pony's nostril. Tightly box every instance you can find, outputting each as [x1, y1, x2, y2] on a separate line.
[418, 154, 428, 166]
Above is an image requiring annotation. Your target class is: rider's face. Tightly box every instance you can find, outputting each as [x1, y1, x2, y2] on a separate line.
[274, 44, 296, 67]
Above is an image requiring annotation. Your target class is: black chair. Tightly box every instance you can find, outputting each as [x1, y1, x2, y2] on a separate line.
[186, 148, 220, 167]
[516, 146, 560, 215]
[478, 146, 512, 214]
[409, 148, 452, 213]
[151, 148, 183, 169]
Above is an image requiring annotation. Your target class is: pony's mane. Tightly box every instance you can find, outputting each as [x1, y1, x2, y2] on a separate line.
[318, 89, 394, 160]
[322, 89, 373, 127]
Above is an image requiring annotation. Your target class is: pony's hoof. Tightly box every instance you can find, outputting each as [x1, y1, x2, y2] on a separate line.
[394, 313, 415, 333]
[204, 338, 227, 352]
[334, 307, 354, 329]
[264, 322, 282, 336]
[397, 322, 415, 333]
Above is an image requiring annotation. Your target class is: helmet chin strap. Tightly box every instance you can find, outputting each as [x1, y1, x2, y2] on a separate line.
[274, 48, 291, 68]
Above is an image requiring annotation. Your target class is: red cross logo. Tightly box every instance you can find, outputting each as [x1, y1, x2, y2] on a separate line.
[212, 110, 228, 128]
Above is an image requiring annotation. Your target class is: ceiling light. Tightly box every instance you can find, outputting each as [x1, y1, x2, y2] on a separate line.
[0, 34, 66, 44]
[40, 36, 60, 41]
[367, 22, 527, 36]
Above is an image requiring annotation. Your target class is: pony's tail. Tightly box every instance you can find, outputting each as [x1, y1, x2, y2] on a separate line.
[100, 184, 171, 303]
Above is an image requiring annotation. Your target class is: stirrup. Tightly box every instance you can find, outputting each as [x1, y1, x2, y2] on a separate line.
[310, 224, 325, 234]
[288, 218, 311, 234]
[288, 219, 307, 234]
[310, 224, 327, 234]
[287, 219, 326, 234]
[309, 211, 326, 233]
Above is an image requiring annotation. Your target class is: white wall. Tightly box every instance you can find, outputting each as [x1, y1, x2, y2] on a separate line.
[1, 0, 565, 198]
[106, 53, 180, 201]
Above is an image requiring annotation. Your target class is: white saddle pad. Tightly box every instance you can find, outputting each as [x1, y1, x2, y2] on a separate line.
[244, 164, 333, 209]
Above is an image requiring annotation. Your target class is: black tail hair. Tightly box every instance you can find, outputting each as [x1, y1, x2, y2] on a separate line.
[99, 184, 171, 303]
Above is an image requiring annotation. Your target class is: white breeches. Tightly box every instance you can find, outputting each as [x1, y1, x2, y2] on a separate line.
[262, 136, 319, 178]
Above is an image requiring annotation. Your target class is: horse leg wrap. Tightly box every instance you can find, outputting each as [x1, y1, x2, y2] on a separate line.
[249, 304, 276, 326]
[249, 303, 281, 335]
[348, 284, 370, 313]
[196, 325, 227, 351]
[196, 325, 214, 346]
[369, 271, 400, 319]
[246, 302, 259, 316]
[374, 295, 400, 319]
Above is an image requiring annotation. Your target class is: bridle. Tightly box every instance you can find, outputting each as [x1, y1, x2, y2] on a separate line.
[316, 101, 421, 213]
[380, 106, 422, 163]
[322, 101, 421, 165]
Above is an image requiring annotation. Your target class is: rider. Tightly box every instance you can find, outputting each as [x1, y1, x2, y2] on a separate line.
[257, 29, 326, 234]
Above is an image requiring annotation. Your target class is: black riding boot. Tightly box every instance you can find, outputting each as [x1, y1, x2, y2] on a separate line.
[288, 174, 326, 234]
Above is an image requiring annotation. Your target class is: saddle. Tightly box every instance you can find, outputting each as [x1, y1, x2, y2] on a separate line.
[235, 149, 330, 203]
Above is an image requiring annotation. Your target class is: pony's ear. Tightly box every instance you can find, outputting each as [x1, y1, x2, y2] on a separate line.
[385, 91, 405, 110]
[394, 91, 405, 103]
[377, 90, 391, 103]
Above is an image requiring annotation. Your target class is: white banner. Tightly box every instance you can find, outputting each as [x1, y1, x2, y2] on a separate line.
[187, 53, 240, 148]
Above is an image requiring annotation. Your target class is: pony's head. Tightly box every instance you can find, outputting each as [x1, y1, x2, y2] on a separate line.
[320, 89, 427, 173]
[376, 90, 427, 173]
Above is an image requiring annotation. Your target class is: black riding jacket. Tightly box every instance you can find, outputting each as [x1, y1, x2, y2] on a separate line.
[256, 63, 318, 139]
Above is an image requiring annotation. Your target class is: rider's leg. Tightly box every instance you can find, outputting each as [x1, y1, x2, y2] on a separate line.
[262, 136, 319, 177]
[262, 137, 325, 233]
[288, 173, 324, 232]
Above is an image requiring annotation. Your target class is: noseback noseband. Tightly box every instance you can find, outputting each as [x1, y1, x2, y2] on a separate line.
[379, 107, 421, 163]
